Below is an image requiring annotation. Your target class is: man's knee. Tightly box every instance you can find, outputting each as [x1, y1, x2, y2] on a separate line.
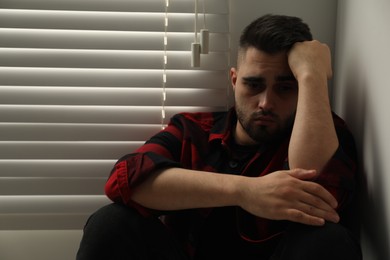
[83, 203, 144, 233]
[77, 203, 189, 260]
[77, 203, 150, 260]
[273, 222, 362, 260]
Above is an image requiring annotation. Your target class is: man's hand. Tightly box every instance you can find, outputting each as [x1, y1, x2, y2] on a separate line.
[288, 40, 332, 82]
[237, 168, 339, 226]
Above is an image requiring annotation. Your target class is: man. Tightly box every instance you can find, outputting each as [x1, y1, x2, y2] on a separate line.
[77, 14, 362, 259]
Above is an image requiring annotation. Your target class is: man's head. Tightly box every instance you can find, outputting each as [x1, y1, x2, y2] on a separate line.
[238, 14, 312, 60]
[231, 14, 313, 145]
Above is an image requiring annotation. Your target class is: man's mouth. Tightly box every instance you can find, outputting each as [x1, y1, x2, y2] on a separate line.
[253, 116, 275, 125]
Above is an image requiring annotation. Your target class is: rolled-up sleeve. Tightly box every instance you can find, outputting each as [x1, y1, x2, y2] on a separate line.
[315, 114, 358, 212]
[105, 120, 184, 215]
[316, 146, 356, 211]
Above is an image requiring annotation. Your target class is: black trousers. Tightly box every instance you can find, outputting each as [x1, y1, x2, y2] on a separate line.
[76, 203, 362, 260]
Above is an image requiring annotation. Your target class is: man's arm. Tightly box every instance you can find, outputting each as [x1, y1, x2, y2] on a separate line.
[287, 40, 339, 172]
[131, 167, 339, 226]
[107, 110, 339, 227]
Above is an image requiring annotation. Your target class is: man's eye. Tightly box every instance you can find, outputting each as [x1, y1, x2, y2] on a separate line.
[246, 82, 259, 88]
[278, 85, 291, 91]
[244, 81, 264, 90]
[277, 85, 296, 92]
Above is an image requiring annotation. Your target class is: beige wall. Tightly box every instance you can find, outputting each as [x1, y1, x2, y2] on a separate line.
[334, 0, 390, 259]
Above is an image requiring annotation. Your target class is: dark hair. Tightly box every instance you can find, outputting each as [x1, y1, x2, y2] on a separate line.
[239, 14, 313, 54]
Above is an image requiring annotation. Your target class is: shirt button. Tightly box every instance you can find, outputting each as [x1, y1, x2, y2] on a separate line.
[228, 160, 239, 169]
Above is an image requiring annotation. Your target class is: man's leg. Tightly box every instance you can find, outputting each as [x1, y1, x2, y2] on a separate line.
[76, 203, 189, 260]
[270, 222, 362, 260]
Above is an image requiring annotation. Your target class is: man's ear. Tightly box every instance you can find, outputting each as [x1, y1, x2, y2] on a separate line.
[230, 67, 238, 91]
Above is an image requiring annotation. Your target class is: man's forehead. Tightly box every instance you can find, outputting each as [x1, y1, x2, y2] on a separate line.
[238, 47, 289, 68]
[242, 74, 296, 82]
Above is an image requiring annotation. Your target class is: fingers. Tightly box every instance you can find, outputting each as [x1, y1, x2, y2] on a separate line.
[302, 181, 338, 209]
[288, 40, 332, 80]
[282, 169, 340, 225]
[287, 168, 338, 209]
[278, 192, 339, 226]
[285, 209, 326, 226]
[284, 203, 339, 226]
[295, 197, 340, 224]
[245, 170, 340, 226]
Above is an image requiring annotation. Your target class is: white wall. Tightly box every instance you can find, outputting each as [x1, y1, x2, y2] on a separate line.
[0, 230, 82, 260]
[334, 0, 390, 259]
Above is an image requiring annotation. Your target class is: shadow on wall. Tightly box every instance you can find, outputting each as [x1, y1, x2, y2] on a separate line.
[341, 55, 390, 260]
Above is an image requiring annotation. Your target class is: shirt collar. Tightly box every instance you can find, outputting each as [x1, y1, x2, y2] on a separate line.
[208, 107, 237, 145]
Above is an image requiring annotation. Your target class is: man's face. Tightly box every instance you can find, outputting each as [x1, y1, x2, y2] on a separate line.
[230, 47, 298, 145]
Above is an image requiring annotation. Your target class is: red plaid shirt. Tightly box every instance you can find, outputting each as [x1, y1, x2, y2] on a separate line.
[105, 107, 358, 252]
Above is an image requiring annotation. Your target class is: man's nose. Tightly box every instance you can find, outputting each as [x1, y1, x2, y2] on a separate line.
[257, 89, 275, 110]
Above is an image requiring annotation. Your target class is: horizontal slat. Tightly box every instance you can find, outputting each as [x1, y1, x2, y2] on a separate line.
[0, 191, 110, 231]
[0, 213, 95, 230]
[0, 141, 143, 159]
[0, 29, 166, 50]
[0, 160, 114, 177]
[0, 123, 162, 141]
[0, 29, 229, 51]
[0, 9, 229, 32]
[0, 177, 105, 195]
[0, 105, 226, 124]
[0, 0, 229, 14]
[0, 87, 228, 106]
[0, 195, 110, 229]
[0, 67, 228, 88]
[0, 195, 109, 214]
[0, 48, 166, 69]
[0, 48, 229, 70]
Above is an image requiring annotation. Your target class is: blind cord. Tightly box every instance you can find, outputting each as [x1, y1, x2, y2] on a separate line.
[162, 0, 169, 129]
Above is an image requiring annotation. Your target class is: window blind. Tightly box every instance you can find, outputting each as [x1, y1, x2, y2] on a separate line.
[0, 0, 230, 230]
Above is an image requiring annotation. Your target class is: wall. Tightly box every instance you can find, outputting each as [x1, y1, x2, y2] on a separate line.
[0, 230, 82, 260]
[334, 0, 390, 259]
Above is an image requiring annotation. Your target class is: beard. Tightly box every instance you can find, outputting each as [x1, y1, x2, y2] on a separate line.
[236, 107, 295, 144]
